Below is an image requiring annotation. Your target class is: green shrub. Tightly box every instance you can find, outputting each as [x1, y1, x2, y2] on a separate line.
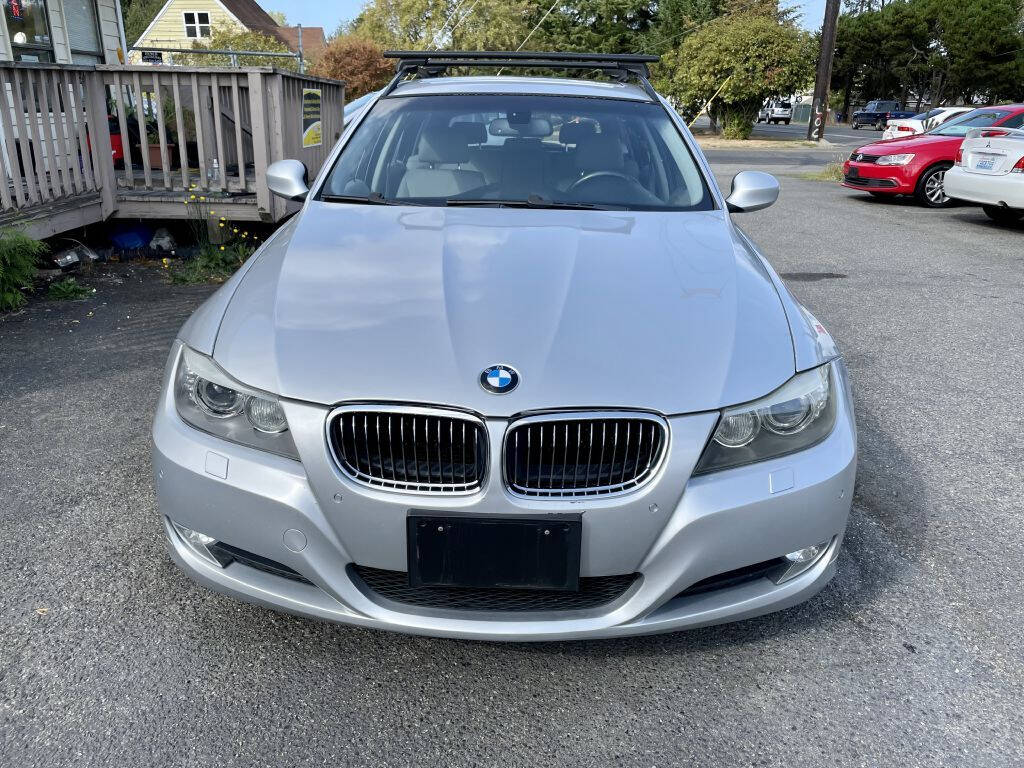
[47, 277, 93, 301]
[0, 229, 48, 311]
[722, 111, 755, 140]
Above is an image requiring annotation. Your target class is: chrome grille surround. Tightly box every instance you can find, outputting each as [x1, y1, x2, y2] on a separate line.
[327, 405, 488, 494]
[503, 411, 669, 498]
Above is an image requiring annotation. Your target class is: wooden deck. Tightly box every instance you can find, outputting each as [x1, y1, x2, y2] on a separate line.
[1, 63, 344, 239]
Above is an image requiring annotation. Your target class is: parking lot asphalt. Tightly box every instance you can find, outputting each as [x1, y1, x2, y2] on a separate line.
[2, 157, 1023, 767]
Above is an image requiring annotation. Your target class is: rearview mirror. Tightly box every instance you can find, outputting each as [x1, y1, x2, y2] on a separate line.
[267, 159, 309, 201]
[726, 171, 779, 213]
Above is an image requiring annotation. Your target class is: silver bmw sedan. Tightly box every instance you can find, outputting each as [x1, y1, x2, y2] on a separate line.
[152, 52, 856, 641]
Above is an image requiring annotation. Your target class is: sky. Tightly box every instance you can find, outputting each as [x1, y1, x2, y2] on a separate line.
[270, 0, 829, 39]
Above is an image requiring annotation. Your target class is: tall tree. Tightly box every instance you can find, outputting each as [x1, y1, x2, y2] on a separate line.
[655, 11, 815, 137]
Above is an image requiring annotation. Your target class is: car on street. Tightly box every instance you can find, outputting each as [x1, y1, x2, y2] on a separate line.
[152, 51, 857, 641]
[757, 100, 793, 125]
[851, 100, 915, 130]
[945, 126, 1024, 223]
[881, 106, 973, 140]
[842, 105, 1024, 206]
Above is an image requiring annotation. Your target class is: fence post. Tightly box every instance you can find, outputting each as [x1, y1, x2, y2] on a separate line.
[248, 70, 272, 218]
[265, 71, 287, 221]
[84, 69, 117, 218]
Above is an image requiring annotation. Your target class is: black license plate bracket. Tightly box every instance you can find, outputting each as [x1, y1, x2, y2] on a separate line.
[407, 513, 582, 591]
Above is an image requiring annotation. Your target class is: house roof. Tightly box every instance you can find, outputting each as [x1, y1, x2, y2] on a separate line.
[220, 0, 326, 55]
[219, 0, 282, 34]
[273, 26, 326, 57]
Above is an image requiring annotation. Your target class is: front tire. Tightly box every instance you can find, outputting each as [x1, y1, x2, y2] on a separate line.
[982, 204, 1024, 224]
[915, 163, 954, 208]
[784, 119, 791, 125]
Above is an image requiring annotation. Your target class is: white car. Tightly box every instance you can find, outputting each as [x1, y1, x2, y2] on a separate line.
[945, 126, 1024, 223]
[757, 100, 792, 125]
[882, 107, 973, 140]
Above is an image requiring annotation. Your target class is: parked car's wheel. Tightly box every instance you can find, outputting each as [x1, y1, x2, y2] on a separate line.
[982, 204, 1024, 224]
[852, 123, 859, 130]
[784, 119, 791, 125]
[915, 163, 955, 208]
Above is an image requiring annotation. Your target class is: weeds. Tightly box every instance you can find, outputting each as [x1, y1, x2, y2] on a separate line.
[47, 277, 93, 301]
[802, 153, 847, 182]
[168, 189, 260, 283]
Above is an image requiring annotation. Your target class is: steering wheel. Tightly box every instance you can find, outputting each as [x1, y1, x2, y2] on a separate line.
[568, 171, 635, 193]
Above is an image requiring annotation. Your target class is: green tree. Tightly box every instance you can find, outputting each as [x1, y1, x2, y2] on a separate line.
[655, 12, 815, 138]
[123, 0, 164, 47]
[178, 25, 298, 70]
[349, 0, 532, 51]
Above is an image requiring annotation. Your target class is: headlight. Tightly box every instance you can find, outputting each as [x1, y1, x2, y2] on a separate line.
[174, 345, 299, 459]
[876, 153, 915, 166]
[693, 364, 837, 475]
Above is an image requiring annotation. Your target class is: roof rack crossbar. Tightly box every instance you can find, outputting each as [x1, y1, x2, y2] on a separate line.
[380, 50, 661, 99]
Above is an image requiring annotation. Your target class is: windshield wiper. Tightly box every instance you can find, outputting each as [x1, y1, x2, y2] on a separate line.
[444, 194, 624, 211]
[321, 192, 409, 205]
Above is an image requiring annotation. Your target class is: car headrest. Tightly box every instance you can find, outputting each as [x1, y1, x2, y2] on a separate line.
[488, 117, 553, 138]
[575, 134, 625, 172]
[559, 121, 597, 145]
[417, 125, 471, 164]
[450, 121, 487, 145]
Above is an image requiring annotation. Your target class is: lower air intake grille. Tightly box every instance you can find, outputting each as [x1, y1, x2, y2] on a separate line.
[329, 408, 487, 493]
[504, 413, 667, 497]
[350, 565, 639, 612]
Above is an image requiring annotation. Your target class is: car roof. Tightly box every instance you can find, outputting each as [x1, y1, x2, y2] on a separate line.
[387, 76, 654, 102]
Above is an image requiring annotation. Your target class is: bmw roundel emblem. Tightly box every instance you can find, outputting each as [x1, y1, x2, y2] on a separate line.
[480, 364, 519, 394]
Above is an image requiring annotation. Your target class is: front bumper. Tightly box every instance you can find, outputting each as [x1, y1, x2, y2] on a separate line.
[153, 348, 857, 641]
[945, 166, 1024, 208]
[842, 160, 916, 194]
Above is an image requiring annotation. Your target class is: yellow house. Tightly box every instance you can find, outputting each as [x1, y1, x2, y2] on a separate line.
[129, 0, 324, 64]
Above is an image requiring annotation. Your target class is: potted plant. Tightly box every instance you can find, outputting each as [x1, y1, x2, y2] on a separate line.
[146, 124, 176, 170]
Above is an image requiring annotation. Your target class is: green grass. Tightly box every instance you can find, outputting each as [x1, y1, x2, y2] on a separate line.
[801, 153, 847, 182]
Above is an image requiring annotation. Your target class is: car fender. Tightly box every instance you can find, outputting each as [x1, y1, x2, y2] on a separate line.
[732, 226, 840, 372]
[176, 216, 300, 355]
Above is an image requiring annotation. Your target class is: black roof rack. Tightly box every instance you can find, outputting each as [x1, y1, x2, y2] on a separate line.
[380, 50, 661, 99]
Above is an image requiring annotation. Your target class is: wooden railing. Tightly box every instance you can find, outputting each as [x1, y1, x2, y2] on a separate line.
[2, 63, 344, 233]
[0, 63, 116, 225]
[99, 66, 345, 220]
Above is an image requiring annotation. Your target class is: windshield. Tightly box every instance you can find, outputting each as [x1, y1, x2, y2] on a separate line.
[319, 94, 714, 211]
[928, 108, 1014, 137]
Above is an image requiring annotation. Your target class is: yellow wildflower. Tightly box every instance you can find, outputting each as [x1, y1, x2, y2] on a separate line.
[219, 246, 225, 251]
[189, 194, 196, 200]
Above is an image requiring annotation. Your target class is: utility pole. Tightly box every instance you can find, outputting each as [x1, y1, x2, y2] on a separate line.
[807, 0, 842, 142]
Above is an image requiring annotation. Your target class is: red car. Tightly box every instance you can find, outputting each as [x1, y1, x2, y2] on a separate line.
[842, 105, 1024, 207]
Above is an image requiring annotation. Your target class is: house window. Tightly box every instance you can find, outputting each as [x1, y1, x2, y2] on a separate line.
[3, 0, 55, 62]
[62, 0, 103, 64]
[183, 11, 210, 38]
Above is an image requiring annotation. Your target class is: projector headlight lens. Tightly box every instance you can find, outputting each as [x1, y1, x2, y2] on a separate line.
[694, 363, 837, 475]
[174, 345, 299, 459]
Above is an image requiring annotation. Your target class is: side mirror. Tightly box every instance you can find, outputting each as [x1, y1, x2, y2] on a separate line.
[725, 171, 779, 213]
[267, 159, 309, 201]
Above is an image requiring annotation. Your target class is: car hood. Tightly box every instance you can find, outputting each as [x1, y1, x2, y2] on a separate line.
[856, 133, 959, 154]
[213, 203, 796, 416]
